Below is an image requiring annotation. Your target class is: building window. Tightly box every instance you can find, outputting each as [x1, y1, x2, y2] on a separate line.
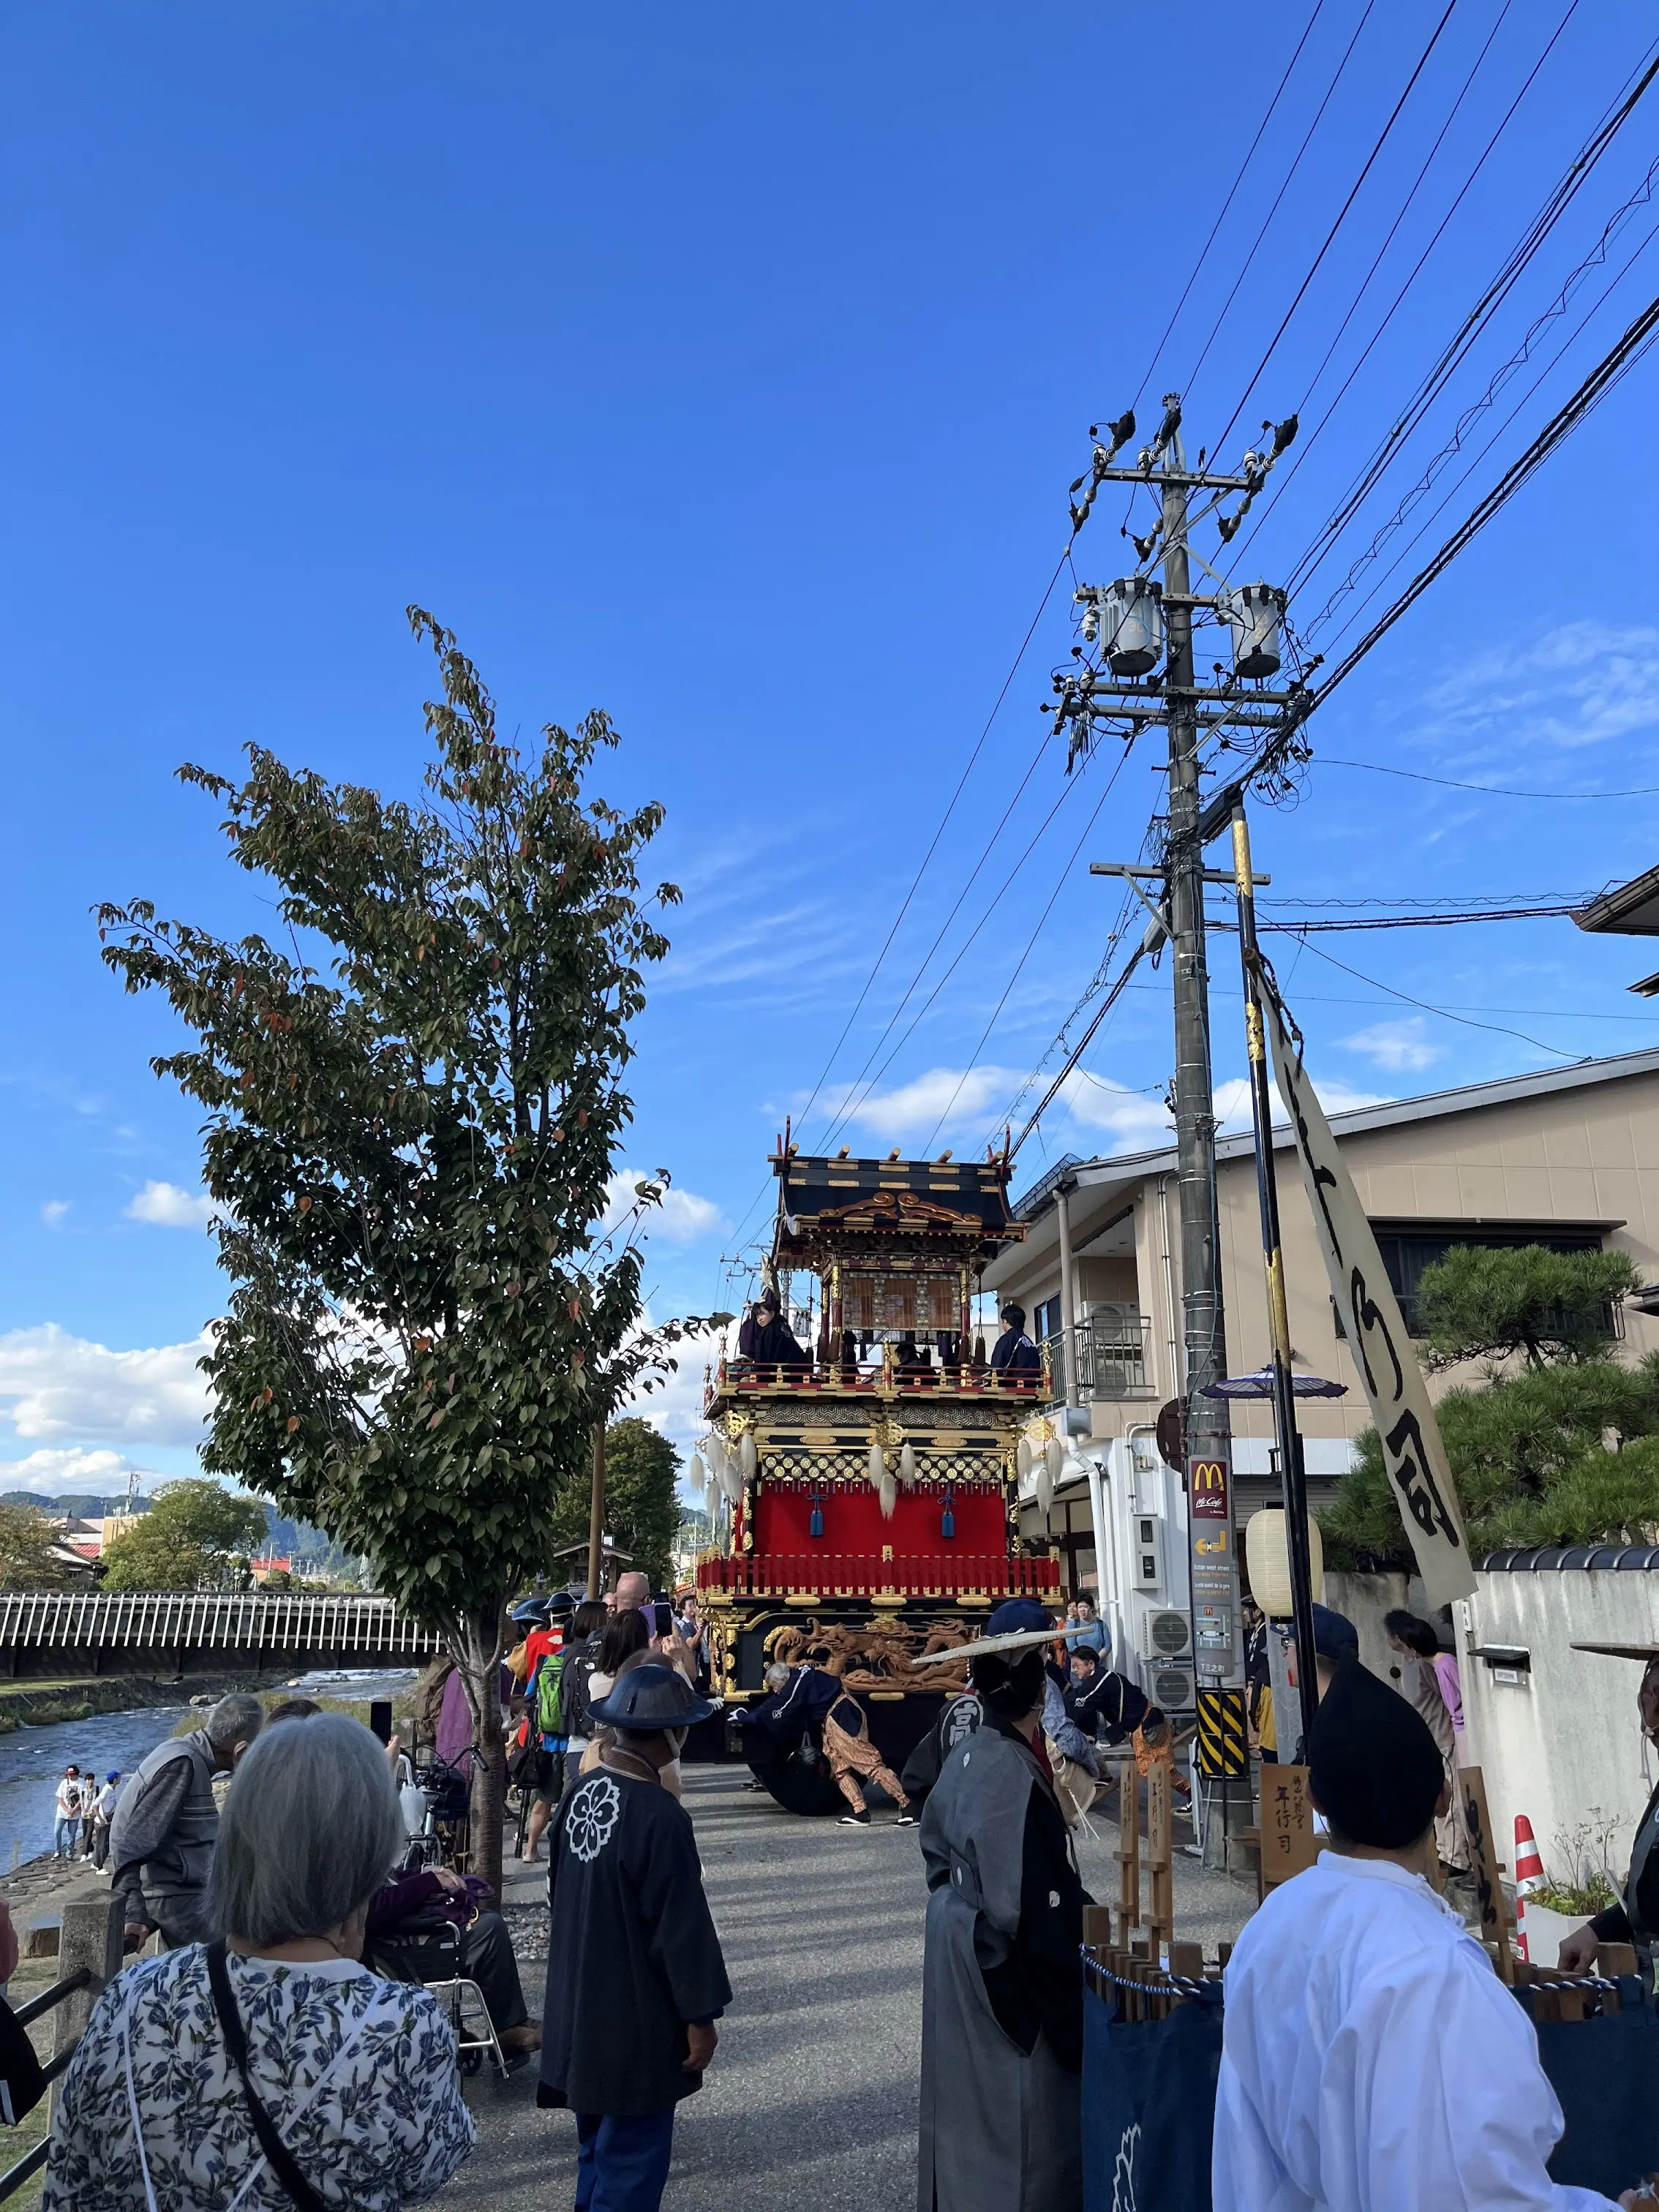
[1368, 1222, 1608, 1336]
[1033, 1295, 1062, 1343]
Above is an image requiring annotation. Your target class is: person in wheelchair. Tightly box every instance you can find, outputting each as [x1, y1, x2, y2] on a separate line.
[263, 1698, 539, 2060]
[366, 1863, 540, 2059]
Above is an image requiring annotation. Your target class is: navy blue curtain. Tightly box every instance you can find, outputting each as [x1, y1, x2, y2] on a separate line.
[1521, 1977, 1659, 2199]
[1083, 1984, 1223, 2212]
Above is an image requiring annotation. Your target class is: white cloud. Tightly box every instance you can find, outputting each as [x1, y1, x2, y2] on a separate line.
[815, 1065, 1019, 1141]
[0, 1446, 157, 1498]
[0, 1325, 213, 1445]
[1336, 1017, 1442, 1072]
[1423, 620, 1659, 760]
[1213, 1075, 1390, 1135]
[1052, 1069, 1172, 1148]
[617, 1321, 731, 1455]
[126, 1181, 217, 1230]
[601, 1173, 726, 1246]
[40, 1200, 70, 1229]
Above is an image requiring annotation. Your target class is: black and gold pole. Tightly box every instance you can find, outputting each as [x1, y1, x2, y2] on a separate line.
[1230, 803, 1320, 1752]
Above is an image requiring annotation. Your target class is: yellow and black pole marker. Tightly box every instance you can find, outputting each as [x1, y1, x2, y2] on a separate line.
[1231, 805, 1320, 1752]
[1195, 1685, 1248, 1779]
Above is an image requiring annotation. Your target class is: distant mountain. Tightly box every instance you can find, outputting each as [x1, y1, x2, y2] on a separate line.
[0, 1491, 154, 1517]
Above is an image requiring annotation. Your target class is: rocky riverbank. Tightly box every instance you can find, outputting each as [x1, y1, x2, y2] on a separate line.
[0, 1674, 263, 1733]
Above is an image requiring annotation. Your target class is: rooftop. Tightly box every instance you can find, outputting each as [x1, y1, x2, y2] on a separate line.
[999, 1044, 1659, 1240]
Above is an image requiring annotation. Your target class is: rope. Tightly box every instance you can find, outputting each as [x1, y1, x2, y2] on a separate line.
[1081, 1950, 1630, 2006]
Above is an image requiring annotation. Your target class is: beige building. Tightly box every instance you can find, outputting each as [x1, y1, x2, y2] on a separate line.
[983, 1047, 1659, 1584]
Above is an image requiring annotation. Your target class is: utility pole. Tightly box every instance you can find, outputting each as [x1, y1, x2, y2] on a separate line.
[1157, 413, 1234, 1679]
[1064, 394, 1306, 1835]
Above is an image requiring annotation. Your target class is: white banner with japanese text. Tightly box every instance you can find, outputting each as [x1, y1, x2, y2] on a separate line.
[1262, 980, 1476, 1609]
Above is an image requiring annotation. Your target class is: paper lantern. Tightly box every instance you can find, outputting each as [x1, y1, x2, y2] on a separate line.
[1244, 1507, 1324, 1620]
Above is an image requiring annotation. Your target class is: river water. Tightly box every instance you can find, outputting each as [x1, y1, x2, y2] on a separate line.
[0, 1668, 421, 1869]
[0, 1706, 187, 1870]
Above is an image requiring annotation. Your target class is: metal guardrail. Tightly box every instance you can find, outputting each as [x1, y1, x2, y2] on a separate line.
[0, 1591, 445, 1656]
[1044, 1308, 1156, 1404]
[0, 1892, 122, 2200]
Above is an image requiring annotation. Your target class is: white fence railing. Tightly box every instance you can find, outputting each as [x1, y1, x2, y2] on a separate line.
[0, 1591, 443, 1654]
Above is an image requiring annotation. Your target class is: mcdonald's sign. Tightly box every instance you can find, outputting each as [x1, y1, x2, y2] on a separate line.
[1189, 1456, 1230, 1522]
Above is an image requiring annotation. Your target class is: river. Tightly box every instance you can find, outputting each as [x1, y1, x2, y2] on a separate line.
[0, 1706, 187, 1870]
[0, 1668, 421, 1867]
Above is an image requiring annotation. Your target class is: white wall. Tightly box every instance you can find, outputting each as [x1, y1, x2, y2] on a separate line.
[1457, 1570, 1659, 1895]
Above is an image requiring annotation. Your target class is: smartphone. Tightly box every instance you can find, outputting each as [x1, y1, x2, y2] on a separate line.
[369, 1699, 394, 1745]
[652, 1600, 675, 1638]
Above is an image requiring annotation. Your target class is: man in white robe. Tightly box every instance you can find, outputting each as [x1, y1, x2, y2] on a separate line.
[1214, 1658, 1643, 2212]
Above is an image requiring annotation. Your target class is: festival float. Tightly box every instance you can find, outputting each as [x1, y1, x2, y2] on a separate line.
[693, 1135, 1062, 1793]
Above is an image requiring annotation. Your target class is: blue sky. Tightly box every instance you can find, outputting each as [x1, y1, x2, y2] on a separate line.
[3, 2, 1658, 1491]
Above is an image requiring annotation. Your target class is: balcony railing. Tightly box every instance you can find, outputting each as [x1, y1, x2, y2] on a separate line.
[707, 1353, 1045, 1412]
[1043, 1305, 1155, 1404]
[697, 1551, 1061, 1600]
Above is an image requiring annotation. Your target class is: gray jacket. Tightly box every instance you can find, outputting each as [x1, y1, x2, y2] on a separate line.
[108, 1729, 219, 1940]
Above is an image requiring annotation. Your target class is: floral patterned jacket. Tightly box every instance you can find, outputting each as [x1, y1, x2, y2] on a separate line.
[44, 1945, 475, 2211]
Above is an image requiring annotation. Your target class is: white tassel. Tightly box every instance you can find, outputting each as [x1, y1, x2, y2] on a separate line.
[688, 1451, 706, 1494]
[900, 1441, 917, 1489]
[1038, 1435, 1063, 1518]
[1016, 1435, 1033, 1481]
[740, 1431, 757, 1482]
[868, 1440, 884, 1489]
[703, 1478, 717, 1521]
[879, 1468, 897, 1520]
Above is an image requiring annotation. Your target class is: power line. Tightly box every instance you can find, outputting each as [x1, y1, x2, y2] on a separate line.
[1007, 936, 1155, 1161]
[827, 748, 1124, 1159]
[1284, 933, 1584, 1058]
[1307, 216, 1659, 664]
[1303, 143, 1659, 638]
[1281, 42, 1659, 600]
[1317, 755, 1659, 798]
[917, 746, 1136, 1154]
[1182, 1, 1379, 401]
[1241, 901, 1584, 930]
[720, 541, 1072, 1252]
[1129, 0, 1330, 407]
[790, 544, 1072, 1146]
[1225, 0, 1584, 576]
[1310, 285, 1659, 706]
[1210, 0, 1462, 462]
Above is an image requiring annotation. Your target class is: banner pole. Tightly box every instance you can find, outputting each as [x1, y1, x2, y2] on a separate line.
[1230, 804, 1320, 1753]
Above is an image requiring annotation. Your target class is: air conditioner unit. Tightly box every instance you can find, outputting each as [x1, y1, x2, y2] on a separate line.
[1139, 1609, 1192, 1662]
[1149, 1662, 1196, 1713]
[1131, 1515, 1163, 1592]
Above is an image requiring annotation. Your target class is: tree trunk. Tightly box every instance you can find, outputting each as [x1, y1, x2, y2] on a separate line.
[450, 1597, 508, 1902]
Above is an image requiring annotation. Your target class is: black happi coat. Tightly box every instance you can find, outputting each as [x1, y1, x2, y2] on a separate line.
[538, 1764, 731, 2118]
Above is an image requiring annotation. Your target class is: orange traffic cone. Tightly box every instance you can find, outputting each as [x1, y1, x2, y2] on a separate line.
[1514, 1886, 1530, 1963]
[1514, 1813, 1544, 1894]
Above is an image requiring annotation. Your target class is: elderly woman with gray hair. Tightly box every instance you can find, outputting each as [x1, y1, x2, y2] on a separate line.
[43, 1714, 475, 2211]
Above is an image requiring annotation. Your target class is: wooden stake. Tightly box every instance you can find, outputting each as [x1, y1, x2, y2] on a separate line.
[1116, 1780, 1141, 1944]
[1456, 1766, 1514, 1987]
[1148, 1761, 1175, 1957]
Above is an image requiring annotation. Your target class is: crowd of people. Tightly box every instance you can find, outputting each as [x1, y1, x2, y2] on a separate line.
[18, 1570, 1659, 2211]
[52, 1764, 122, 1867]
